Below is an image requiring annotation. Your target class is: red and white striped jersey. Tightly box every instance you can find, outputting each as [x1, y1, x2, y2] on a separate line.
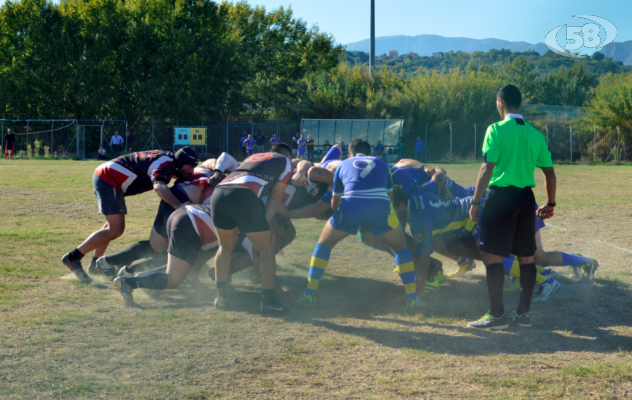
[219, 153, 291, 198]
[185, 205, 218, 250]
[95, 150, 174, 196]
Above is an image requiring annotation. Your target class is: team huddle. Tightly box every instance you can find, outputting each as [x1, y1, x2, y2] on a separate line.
[61, 137, 598, 318]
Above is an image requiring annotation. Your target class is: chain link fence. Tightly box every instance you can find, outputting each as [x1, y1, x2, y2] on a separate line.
[2, 118, 629, 164]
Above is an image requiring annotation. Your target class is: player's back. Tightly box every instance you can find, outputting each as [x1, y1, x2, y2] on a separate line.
[334, 156, 391, 202]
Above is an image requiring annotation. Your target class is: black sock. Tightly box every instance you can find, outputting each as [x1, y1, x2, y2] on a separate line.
[262, 288, 275, 299]
[127, 253, 168, 274]
[89, 256, 98, 268]
[216, 281, 227, 298]
[485, 263, 505, 318]
[106, 240, 157, 267]
[517, 263, 537, 315]
[125, 272, 169, 290]
[68, 248, 85, 262]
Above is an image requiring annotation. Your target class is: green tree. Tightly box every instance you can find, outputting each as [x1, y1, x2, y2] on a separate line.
[585, 72, 632, 132]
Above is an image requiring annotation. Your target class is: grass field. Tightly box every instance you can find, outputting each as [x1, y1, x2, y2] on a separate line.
[1, 160, 631, 399]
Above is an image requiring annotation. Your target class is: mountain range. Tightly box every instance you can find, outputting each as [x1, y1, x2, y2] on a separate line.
[344, 34, 632, 66]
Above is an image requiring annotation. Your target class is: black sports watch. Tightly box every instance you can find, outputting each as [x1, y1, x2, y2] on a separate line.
[546, 201, 556, 207]
[470, 200, 481, 206]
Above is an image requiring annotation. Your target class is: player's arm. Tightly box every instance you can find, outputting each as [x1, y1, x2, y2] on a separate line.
[331, 167, 344, 211]
[154, 182, 188, 209]
[307, 166, 334, 186]
[538, 167, 557, 219]
[265, 180, 288, 223]
[286, 201, 332, 219]
[469, 161, 495, 222]
[292, 160, 313, 187]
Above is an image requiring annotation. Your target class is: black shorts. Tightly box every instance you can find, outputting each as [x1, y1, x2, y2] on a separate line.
[5, 143, 15, 151]
[166, 207, 201, 265]
[480, 186, 536, 257]
[210, 186, 269, 233]
[153, 186, 191, 238]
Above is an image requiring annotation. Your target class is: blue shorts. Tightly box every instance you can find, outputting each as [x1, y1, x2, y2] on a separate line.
[298, 147, 306, 155]
[330, 198, 399, 236]
[93, 174, 127, 215]
[320, 147, 342, 167]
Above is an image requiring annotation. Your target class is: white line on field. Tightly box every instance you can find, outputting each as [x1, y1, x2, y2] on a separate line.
[546, 223, 568, 231]
[546, 224, 632, 254]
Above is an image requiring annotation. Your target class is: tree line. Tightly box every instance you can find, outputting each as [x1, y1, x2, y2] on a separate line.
[1, 0, 629, 134]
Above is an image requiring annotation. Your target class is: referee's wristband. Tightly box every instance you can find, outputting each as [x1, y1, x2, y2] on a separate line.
[546, 201, 556, 207]
[470, 200, 481, 206]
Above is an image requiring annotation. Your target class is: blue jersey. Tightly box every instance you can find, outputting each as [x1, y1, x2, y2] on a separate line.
[270, 137, 280, 144]
[390, 165, 438, 198]
[330, 156, 398, 236]
[333, 156, 393, 202]
[408, 188, 485, 257]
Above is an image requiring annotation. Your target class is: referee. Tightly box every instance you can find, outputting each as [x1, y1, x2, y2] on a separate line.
[467, 84, 556, 330]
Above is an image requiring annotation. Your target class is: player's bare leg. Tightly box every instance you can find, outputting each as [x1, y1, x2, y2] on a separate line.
[213, 226, 238, 308]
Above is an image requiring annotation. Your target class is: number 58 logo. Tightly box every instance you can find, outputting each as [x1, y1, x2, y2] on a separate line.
[545, 15, 617, 59]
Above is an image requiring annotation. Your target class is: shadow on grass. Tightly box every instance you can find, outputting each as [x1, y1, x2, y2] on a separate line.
[114, 263, 632, 356]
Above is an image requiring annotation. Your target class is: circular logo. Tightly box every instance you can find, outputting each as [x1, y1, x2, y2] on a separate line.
[247, 153, 273, 162]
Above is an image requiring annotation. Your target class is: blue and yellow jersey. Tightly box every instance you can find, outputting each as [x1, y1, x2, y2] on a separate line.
[408, 189, 482, 257]
[333, 156, 392, 203]
[389, 165, 439, 198]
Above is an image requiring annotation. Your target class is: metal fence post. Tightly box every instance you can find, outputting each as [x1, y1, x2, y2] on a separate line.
[616, 126, 621, 165]
[474, 123, 477, 159]
[593, 125, 597, 159]
[569, 125, 573, 162]
[1, 120, 4, 152]
[51, 121, 54, 156]
[27, 120, 30, 153]
[545, 125, 549, 145]
[425, 123, 428, 161]
[449, 122, 452, 161]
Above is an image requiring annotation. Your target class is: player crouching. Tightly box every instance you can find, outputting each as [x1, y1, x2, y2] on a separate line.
[295, 139, 425, 311]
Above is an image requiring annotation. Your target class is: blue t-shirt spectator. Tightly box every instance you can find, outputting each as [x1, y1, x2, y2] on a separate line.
[375, 143, 385, 153]
[415, 139, 425, 153]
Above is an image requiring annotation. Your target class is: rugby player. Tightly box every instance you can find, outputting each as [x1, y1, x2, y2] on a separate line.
[210, 143, 293, 313]
[112, 204, 293, 305]
[95, 153, 239, 279]
[295, 139, 425, 310]
[61, 148, 199, 283]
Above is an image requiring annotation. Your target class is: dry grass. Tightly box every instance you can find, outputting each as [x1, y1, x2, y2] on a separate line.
[1, 160, 631, 399]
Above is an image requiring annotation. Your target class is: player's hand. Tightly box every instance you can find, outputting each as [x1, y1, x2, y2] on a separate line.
[179, 201, 192, 209]
[537, 205, 555, 220]
[292, 171, 307, 187]
[469, 205, 481, 222]
[208, 170, 225, 187]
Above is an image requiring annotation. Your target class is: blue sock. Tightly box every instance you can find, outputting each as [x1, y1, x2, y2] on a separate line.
[502, 255, 516, 276]
[544, 278, 553, 285]
[394, 249, 418, 301]
[541, 269, 552, 276]
[125, 272, 169, 290]
[562, 253, 590, 267]
[306, 244, 331, 296]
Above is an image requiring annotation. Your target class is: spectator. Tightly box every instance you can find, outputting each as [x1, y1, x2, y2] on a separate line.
[4, 128, 15, 160]
[125, 131, 133, 153]
[306, 135, 315, 161]
[297, 134, 307, 160]
[322, 140, 332, 156]
[374, 140, 385, 160]
[396, 137, 405, 161]
[98, 146, 107, 160]
[291, 132, 300, 157]
[255, 130, 266, 153]
[270, 133, 280, 147]
[110, 131, 124, 157]
[415, 136, 425, 162]
[341, 141, 348, 158]
[244, 134, 256, 156]
[240, 132, 248, 158]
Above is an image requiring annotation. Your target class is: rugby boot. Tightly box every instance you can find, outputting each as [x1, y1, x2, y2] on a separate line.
[448, 259, 476, 278]
[532, 279, 561, 303]
[117, 266, 135, 278]
[407, 298, 426, 312]
[509, 311, 531, 328]
[581, 259, 599, 283]
[95, 256, 118, 281]
[261, 292, 290, 314]
[61, 253, 92, 284]
[113, 277, 135, 304]
[467, 311, 509, 330]
[294, 293, 316, 308]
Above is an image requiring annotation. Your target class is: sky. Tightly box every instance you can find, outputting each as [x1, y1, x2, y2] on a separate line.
[245, 0, 631, 48]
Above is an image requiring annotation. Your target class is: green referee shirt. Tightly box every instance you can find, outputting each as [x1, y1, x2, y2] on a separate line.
[482, 114, 553, 188]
